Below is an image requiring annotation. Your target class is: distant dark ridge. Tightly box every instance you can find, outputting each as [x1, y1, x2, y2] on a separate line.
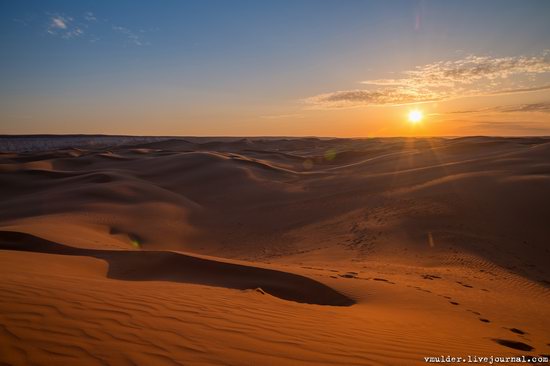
[0, 135, 175, 153]
[0, 135, 346, 153]
[4, 135, 546, 153]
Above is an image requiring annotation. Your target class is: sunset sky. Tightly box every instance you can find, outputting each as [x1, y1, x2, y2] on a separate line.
[2, 0, 550, 136]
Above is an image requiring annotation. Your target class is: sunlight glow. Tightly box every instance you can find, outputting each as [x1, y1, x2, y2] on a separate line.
[408, 109, 423, 124]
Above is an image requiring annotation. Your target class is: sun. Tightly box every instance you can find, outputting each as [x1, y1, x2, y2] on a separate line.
[408, 109, 423, 124]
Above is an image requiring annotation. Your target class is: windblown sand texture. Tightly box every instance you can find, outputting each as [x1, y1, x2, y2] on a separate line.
[1, 136, 549, 365]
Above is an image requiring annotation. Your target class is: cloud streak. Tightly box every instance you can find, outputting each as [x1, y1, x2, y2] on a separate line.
[468, 121, 550, 134]
[306, 88, 442, 108]
[260, 113, 305, 119]
[306, 52, 550, 108]
[450, 102, 550, 115]
[112, 26, 149, 46]
[84, 12, 97, 22]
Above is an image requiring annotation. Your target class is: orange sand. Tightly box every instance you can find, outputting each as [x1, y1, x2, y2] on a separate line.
[1, 136, 549, 365]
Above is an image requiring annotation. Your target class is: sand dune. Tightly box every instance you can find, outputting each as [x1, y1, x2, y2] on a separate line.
[1, 136, 550, 365]
[0, 231, 353, 306]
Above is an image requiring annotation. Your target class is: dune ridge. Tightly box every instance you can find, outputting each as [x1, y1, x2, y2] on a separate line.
[0, 231, 354, 306]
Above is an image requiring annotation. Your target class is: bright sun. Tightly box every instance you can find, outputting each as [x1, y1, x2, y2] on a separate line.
[408, 109, 423, 124]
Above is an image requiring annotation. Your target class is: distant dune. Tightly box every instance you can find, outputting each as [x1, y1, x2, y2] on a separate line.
[1, 136, 549, 365]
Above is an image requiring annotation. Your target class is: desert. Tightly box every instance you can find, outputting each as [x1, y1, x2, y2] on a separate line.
[1, 136, 549, 365]
[2, 1, 550, 364]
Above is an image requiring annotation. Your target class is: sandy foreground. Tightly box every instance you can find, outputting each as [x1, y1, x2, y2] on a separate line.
[0, 136, 549, 365]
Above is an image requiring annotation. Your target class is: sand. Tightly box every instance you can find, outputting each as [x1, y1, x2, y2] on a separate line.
[0, 136, 549, 365]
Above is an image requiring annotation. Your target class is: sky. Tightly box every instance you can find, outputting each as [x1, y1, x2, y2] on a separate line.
[1, 0, 550, 137]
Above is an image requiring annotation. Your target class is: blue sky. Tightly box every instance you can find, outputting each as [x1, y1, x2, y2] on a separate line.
[2, 0, 550, 136]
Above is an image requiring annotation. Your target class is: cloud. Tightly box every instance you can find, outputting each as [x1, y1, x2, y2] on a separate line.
[13, 15, 36, 27]
[468, 121, 550, 134]
[43, 12, 149, 46]
[112, 26, 149, 46]
[487, 84, 550, 96]
[306, 52, 550, 109]
[260, 113, 305, 119]
[51, 17, 67, 29]
[362, 54, 550, 87]
[47, 14, 83, 38]
[503, 102, 550, 113]
[84, 12, 96, 22]
[306, 88, 442, 109]
[450, 102, 550, 115]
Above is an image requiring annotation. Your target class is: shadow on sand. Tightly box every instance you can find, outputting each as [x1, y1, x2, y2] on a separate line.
[0, 231, 354, 307]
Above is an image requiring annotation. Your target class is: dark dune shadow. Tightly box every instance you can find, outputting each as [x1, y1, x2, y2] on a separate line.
[0, 231, 354, 307]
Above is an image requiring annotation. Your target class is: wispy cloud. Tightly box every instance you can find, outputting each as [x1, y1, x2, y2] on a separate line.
[362, 54, 550, 87]
[13, 15, 36, 27]
[450, 102, 550, 115]
[503, 102, 550, 113]
[468, 121, 550, 134]
[47, 14, 83, 38]
[41, 11, 149, 46]
[84, 12, 97, 22]
[306, 52, 550, 109]
[306, 88, 442, 109]
[260, 113, 305, 119]
[112, 26, 149, 46]
[487, 84, 550, 96]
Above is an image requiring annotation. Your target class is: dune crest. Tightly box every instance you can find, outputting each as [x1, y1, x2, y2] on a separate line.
[0, 231, 354, 306]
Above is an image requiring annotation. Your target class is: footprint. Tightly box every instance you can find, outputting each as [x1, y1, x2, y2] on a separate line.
[449, 301, 459, 305]
[373, 278, 395, 284]
[493, 339, 534, 352]
[479, 318, 490, 323]
[421, 274, 441, 280]
[509, 328, 527, 335]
